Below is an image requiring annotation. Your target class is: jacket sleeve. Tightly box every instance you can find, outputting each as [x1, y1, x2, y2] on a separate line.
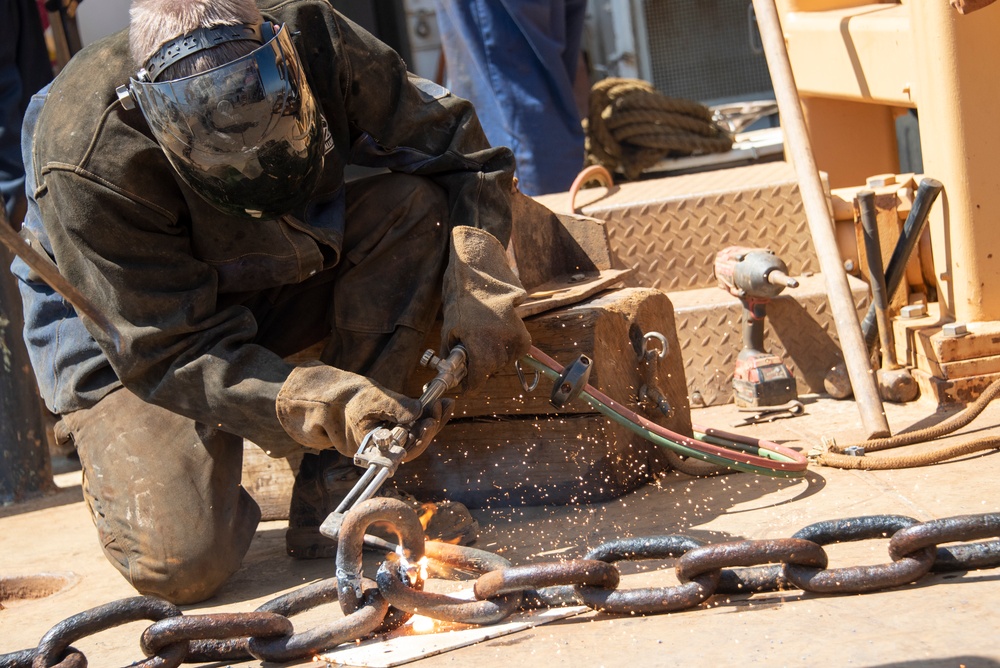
[36, 166, 303, 455]
[330, 13, 517, 245]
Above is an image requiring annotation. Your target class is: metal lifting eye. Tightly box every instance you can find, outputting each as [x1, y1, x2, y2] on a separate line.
[515, 358, 539, 393]
[642, 331, 669, 359]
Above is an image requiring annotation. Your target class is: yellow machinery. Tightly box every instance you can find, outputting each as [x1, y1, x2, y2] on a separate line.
[775, 0, 1000, 402]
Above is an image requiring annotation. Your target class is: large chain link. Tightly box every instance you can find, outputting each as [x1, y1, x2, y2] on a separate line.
[3, 508, 998, 667]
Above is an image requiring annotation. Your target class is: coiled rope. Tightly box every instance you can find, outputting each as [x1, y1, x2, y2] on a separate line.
[815, 378, 1000, 469]
[586, 78, 734, 180]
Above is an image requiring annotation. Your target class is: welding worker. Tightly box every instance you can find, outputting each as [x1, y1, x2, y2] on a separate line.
[11, 0, 532, 605]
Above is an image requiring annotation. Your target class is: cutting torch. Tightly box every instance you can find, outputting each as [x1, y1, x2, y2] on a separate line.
[320, 344, 467, 541]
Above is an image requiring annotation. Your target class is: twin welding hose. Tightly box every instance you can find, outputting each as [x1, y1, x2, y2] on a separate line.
[520, 346, 809, 479]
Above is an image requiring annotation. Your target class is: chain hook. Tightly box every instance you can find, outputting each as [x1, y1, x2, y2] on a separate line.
[641, 331, 669, 359]
[515, 358, 539, 392]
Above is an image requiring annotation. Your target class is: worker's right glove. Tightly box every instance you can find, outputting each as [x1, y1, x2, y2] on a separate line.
[441, 225, 532, 394]
[276, 363, 452, 458]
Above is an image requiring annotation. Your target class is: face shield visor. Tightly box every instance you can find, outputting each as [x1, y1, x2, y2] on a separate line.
[117, 23, 324, 219]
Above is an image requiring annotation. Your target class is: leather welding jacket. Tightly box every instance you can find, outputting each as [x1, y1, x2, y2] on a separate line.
[11, 0, 515, 453]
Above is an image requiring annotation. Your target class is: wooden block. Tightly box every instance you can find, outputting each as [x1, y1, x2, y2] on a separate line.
[391, 414, 669, 508]
[397, 287, 685, 508]
[241, 447, 303, 521]
[244, 287, 687, 516]
[406, 287, 691, 435]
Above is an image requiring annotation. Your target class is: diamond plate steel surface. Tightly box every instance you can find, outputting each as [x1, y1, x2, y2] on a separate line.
[533, 162, 858, 407]
[563, 162, 819, 292]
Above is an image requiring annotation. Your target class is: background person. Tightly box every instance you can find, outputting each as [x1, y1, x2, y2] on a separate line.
[434, 0, 588, 196]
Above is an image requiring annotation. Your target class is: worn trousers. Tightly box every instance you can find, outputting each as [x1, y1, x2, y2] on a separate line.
[62, 173, 451, 604]
[434, 0, 587, 196]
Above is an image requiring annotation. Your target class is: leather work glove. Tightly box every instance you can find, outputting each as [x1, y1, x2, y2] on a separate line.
[442, 225, 532, 394]
[276, 363, 452, 458]
[405, 397, 455, 462]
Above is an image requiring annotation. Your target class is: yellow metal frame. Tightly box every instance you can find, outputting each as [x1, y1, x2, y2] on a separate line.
[775, 0, 1000, 379]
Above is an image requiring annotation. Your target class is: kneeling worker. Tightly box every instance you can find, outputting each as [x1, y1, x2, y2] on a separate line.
[12, 0, 530, 604]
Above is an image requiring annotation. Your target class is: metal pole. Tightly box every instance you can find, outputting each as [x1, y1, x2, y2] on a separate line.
[0, 210, 123, 354]
[752, 0, 890, 438]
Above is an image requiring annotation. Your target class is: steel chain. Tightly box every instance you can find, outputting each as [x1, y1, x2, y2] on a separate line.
[4, 510, 1000, 666]
[139, 612, 291, 661]
[889, 512, 1000, 568]
[30, 596, 184, 668]
[376, 543, 523, 625]
[676, 537, 828, 597]
[250, 578, 387, 663]
[474, 559, 619, 600]
[575, 535, 720, 614]
[334, 498, 427, 605]
[784, 515, 935, 593]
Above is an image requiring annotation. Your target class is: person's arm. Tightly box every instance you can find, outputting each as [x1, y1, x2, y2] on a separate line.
[331, 14, 518, 245]
[319, 13, 530, 391]
[37, 163, 304, 450]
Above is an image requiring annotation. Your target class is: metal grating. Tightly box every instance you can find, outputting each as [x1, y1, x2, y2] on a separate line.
[642, 0, 774, 103]
[671, 276, 871, 406]
[570, 163, 819, 292]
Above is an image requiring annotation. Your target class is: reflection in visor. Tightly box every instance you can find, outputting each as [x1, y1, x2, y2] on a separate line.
[128, 24, 324, 218]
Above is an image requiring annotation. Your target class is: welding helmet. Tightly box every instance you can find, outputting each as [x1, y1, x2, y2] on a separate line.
[117, 22, 323, 219]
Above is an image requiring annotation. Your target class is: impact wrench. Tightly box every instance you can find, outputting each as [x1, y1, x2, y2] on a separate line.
[714, 246, 800, 411]
[320, 345, 468, 541]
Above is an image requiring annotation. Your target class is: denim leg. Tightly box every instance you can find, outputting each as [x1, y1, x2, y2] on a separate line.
[434, 0, 586, 196]
[1, 0, 52, 221]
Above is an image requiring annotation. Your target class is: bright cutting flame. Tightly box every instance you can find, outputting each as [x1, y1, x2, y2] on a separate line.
[410, 614, 437, 633]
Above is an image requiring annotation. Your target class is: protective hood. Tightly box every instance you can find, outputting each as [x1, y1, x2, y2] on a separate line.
[118, 23, 324, 219]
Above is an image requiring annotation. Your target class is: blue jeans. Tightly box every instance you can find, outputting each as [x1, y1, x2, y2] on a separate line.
[0, 0, 51, 220]
[434, 0, 587, 196]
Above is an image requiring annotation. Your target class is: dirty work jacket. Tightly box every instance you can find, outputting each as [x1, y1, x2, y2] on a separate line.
[11, 0, 516, 453]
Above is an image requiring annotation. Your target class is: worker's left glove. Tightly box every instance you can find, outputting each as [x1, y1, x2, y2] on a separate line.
[441, 225, 532, 394]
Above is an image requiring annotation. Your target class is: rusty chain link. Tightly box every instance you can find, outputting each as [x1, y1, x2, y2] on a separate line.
[28, 596, 184, 668]
[575, 535, 719, 614]
[4, 509, 999, 667]
[377, 544, 522, 625]
[139, 612, 292, 663]
[784, 515, 935, 593]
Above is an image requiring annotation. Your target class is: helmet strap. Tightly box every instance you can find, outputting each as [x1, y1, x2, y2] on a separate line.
[142, 23, 264, 82]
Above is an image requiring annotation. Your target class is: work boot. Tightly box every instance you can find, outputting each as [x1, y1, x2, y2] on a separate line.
[285, 451, 479, 559]
[285, 450, 356, 559]
[379, 487, 480, 547]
